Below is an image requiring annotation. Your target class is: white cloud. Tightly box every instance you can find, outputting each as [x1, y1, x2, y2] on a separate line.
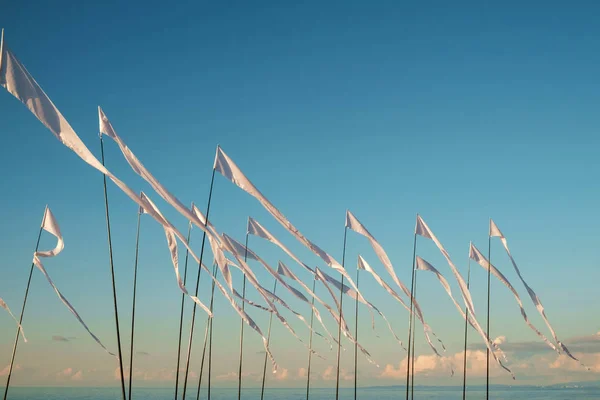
[71, 370, 83, 381]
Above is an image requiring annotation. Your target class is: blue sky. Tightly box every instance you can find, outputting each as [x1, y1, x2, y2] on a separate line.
[1, 0, 600, 389]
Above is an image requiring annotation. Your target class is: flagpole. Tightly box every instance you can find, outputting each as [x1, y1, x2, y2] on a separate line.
[305, 276, 317, 400]
[260, 279, 278, 400]
[181, 168, 216, 400]
[462, 244, 472, 400]
[486, 220, 492, 400]
[128, 205, 143, 400]
[405, 227, 418, 400]
[99, 135, 127, 400]
[335, 226, 348, 400]
[3, 207, 46, 400]
[353, 263, 360, 400]
[175, 220, 193, 400]
[410, 269, 418, 400]
[196, 262, 218, 400]
[207, 266, 216, 400]
[237, 232, 250, 400]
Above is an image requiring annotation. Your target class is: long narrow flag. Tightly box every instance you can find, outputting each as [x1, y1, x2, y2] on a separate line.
[415, 215, 514, 378]
[469, 243, 557, 351]
[33, 207, 116, 357]
[489, 220, 588, 368]
[213, 147, 366, 302]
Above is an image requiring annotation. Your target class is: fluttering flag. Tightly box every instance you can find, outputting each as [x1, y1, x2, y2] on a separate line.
[314, 268, 378, 367]
[0, 297, 26, 342]
[469, 243, 557, 352]
[346, 210, 444, 354]
[489, 220, 588, 369]
[213, 147, 366, 302]
[33, 207, 115, 357]
[415, 215, 514, 378]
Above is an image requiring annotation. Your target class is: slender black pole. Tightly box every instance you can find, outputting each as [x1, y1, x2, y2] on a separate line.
[100, 136, 127, 400]
[207, 269, 216, 400]
[410, 269, 418, 400]
[462, 249, 472, 400]
[196, 263, 219, 400]
[175, 221, 193, 400]
[405, 231, 417, 400]
[181, 169, 216, 400]
[237, 233, 250, 400]
[3, 210, 46, 400]
[260, 279, 278, 400]
[128, 207, 143, 400]
[353, 264, 360, 400]
[305, 276, 317, 400]
[486, 224, 492, 400]
[335, 227, 348, 400]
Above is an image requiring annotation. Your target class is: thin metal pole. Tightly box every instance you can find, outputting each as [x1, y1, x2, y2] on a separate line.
[181, 169, 216, 400]
[260, 279, 278, 400]
[353, 264, 360, 400]
[237, 233, 250, 400]
[128, 208, 143, 400]
[100, 136, 127, 400]
[405, 231, 417, 400]
[196, 263, 219, 400]
[462, 248, 472, 400]
[410, 270, 418, 400]
[335, 227, 348, 400]
[3, 210, 46, 400]
[175, 221, 193, 400]
[207, 269, 216, 400]
[305, 276, 317, 400]
[486, 224, 492, 400]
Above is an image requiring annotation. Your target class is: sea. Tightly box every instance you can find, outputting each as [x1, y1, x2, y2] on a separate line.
[3, 386, 600, 400]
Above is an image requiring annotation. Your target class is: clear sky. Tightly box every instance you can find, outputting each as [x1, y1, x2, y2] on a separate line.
[1, 0, 599, 389]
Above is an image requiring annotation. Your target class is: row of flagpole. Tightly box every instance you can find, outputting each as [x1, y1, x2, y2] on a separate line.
[2, 28, 592, 400]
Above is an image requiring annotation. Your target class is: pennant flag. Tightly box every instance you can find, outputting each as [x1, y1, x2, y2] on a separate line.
[489, 220, 589, 369]
[469, 243, 557, 351]
[214, 147, 366, 302]
[346, 210, 444, 353]
[415, 215, 514, 378]
[33, 207, 114, 357]
[315, 268, 378, 367]
[0, 297, 26, 342]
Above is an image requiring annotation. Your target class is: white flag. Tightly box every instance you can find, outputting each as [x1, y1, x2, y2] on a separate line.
[489, 220, 588, 369]
[214, 147, 365, 301]
[469, 243, 557, 352]
[346, 210, 444, 353]
[415, 215, 513, 377]
[33, 207, 114, 357]
[0, 297, 26, 342]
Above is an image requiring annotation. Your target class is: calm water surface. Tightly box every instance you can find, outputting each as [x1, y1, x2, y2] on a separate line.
[5, 387, 600, 399]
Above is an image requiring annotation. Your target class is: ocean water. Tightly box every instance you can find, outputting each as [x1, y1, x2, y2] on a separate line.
[4, 386, 600, 400]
